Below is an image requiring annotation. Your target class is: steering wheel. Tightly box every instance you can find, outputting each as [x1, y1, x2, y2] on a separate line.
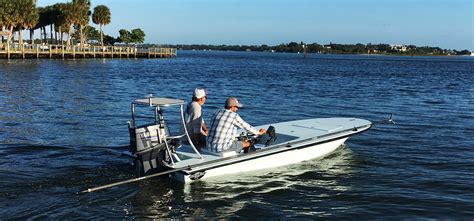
[237, 126, 277, 152]
[265, 126, 276, 146]
[236, 131, 260, 153]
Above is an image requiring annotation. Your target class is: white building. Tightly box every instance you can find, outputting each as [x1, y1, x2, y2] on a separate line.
[390, 44, 408, 52]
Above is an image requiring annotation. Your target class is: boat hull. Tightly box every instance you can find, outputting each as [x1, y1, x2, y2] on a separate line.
[173, 137, 347, 182]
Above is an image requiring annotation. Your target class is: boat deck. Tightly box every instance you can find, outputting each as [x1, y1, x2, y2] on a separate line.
[170, 117, 371, 169]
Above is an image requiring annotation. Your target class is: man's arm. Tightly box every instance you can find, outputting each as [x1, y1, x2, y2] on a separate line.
[234, 114, 259, 135]
[201, 121, 208, 136]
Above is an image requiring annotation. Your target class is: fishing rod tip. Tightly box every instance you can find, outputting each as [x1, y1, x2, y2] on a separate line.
[78, 189, 92, 194]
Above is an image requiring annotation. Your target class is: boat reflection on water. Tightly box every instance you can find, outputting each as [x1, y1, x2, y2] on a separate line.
[126, 144, 358, 218]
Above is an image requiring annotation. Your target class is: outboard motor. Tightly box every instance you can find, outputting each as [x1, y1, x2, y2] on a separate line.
[125, 96, 203, 176]
[135, 142, 168, 175]
[129, 123, 171, 175]
[127, 108, 174, 175]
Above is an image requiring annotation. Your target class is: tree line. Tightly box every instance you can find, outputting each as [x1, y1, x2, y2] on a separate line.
[166, 42, 471, 56]
[0, 0, 145, 49]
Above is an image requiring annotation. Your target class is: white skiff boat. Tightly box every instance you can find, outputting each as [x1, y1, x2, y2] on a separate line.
[122, 96, 372, 183]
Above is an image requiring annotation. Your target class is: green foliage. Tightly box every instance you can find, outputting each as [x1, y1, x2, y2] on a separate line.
[0, 1, 4, 26]
[23, 3, 39, 29]
[287, 42, 299, 48]
[1, 0, 38, 29]
[118, 29, 131, 43]
[47, 5, 59, 25]
[73, 0, 90, 27]
[73, 0, 91, 8]
[84, 25, 100, 41]
[92, 5, 111, 26]
[0, 0, 18, 28]
[92, 5, 111, 46]
[0, 0, 38, 45]
[103, 34, 117, 45]
[166, 42, 470, 56]
[71, 0, 91, 47]
[457, 50, 471, 55]
[72, 25, 99, 42]
[37, 7, 49, 28]
[273, 42, 305, 53]
[118, 28, 146, 44]
[130, 28, 145, 43]
[53, 3, 68, 30]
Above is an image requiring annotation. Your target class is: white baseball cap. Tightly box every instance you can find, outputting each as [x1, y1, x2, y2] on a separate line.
[193, 88, 206, 99]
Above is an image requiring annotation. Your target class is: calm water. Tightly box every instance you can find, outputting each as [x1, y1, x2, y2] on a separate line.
[0, 51, 473, 219]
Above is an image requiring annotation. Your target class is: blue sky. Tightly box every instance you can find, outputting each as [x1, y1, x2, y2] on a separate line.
[38, 0, 473, 50]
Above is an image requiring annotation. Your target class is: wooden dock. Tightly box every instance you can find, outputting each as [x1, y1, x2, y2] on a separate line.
[0, 44, 177, 59]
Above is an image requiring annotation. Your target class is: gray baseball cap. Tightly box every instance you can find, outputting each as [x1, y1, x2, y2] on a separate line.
[225, 97, 243, 108]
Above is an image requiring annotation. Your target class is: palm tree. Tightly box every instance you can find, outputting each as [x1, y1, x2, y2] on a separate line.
[37, 7, 46, 44]
[3, 0, 38, 49]
[63, 3, 77, 48]
[1, 0, 20, 46]
[37, 6, 54, 45]
[0, 2, 5, 44]
[53, 3, 72, 47]
[73, 0, 90, 49]
[92, 5, 111, 47]
[46, 5, 58, 44]
[13, 0, 26, 47]
[24, 4, 39, 48]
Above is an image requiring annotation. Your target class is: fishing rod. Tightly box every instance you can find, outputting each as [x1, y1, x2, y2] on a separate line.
[79, 165, 192, 194]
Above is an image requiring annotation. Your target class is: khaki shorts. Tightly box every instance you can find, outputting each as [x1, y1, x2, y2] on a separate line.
[228, 140, 244, 151]
[191, 133, 207, 148]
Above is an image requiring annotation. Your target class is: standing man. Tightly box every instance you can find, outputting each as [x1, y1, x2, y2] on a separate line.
[185, 88, 208, 148]
[207, 97, 266, 152]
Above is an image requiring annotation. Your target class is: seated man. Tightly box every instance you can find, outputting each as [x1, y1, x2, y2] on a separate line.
[184, 88, 208, 148]
[206, 97, 266, 153]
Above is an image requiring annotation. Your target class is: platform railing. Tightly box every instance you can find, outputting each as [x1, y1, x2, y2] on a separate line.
[0, 43, 177, 59]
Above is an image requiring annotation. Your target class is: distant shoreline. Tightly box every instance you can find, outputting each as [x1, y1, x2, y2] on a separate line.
[154, 42, 472, 57]
[175, 49, 473, 57]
